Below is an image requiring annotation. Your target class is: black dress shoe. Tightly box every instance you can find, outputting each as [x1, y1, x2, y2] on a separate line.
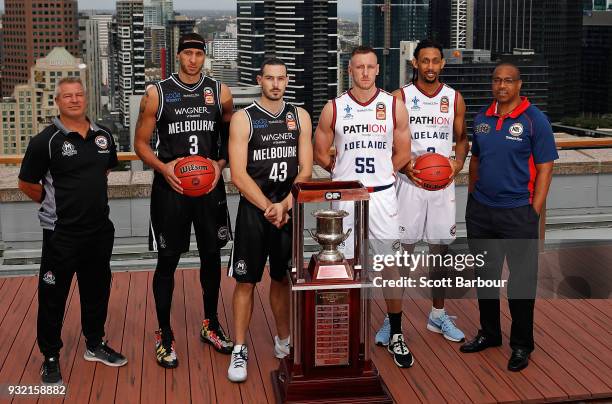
[508, 348, 530, 372]
[460, 333, 502, 353]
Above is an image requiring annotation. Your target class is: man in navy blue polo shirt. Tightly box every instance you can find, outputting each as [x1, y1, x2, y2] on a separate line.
[459, 63, 558, 372]
[18, 77, 127, 385]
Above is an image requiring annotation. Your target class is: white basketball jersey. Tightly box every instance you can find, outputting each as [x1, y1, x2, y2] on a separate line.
[332, 89, 396, 187]
[401, 83, 456, 158]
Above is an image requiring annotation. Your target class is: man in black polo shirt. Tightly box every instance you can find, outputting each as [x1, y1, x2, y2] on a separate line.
[18, 77, 127, 385]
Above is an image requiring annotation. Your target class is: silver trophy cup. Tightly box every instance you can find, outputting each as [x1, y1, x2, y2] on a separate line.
[308, 209, 352, 263]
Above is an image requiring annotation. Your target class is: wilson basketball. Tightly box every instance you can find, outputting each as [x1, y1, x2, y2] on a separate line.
[174, 156, 216, 197]
[414, 153, 453, 191]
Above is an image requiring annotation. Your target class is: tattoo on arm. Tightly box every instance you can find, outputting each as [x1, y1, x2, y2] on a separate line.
[136, 92, 150, 131]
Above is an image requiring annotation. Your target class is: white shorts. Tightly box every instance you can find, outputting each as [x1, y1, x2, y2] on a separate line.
[396, 173, 456, 245]
[333, 186, 400, 260]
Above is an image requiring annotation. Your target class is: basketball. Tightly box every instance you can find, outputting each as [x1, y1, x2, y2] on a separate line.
[413, 153, 453, 191]
[174, 156, 216, 197]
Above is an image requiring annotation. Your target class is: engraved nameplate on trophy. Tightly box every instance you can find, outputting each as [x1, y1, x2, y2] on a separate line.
[314, 291, 350, 367]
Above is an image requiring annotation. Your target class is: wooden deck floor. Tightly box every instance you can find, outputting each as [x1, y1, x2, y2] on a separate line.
[0, 266, 610, 404]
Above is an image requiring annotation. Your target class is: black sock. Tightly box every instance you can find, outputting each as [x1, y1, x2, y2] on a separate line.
[200, 251, 221, 329]
[153, 254, 181, 333]
[388, 312, 402, 336]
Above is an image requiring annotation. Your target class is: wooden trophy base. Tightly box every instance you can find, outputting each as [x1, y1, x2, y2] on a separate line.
[272, 359, 392, 404]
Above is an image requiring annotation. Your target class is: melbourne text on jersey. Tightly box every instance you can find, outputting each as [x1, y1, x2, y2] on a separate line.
[168, 120, 215, 135]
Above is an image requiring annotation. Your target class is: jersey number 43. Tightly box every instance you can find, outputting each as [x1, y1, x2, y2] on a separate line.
[269, 162, 288, 182]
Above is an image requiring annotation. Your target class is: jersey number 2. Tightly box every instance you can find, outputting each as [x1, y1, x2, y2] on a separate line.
[270, 162, 287, 182]
[189, 135, 198, 155]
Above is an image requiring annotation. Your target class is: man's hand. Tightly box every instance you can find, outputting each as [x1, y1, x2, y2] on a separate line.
[210, 159, 222, 190]
[162, 158, 184, 194]
[448, 158, 464, 180]
[402, 159, 423, 187]
[264, 202, 288, 228]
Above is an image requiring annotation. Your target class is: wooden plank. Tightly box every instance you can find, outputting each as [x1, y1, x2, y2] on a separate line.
[447, 299, 571, 402]
[493, 298, 612, 398]
[140, 272, 165, 404]
[165, 271, 191, 404]
[0, 277, 23, 331]
[182, 269, 217, 404]
[115, 271, 149, 404]
[218, 270, 268, 404]
[88, 272, 130, 404]
[583, 299, 612, 322]
[372, 299, 448, 404]
[0, 277, 38, 371]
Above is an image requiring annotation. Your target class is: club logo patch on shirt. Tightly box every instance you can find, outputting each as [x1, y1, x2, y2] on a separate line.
[343, 104, 353, 119]
[43, 271, 56, 285]
[440, 96, 450, 113]
[204, 87, 215, 105]
[95, 135, 109, 150]
[475, 123, 491, 135]
[376, 102, 386, 120]
[286, 111, 297, 130]
[217, 226, 229, 240]
[234, 260, 247, 276]
[411, 96, 420, 110]
[509, 122, 524, 137]
[62, 141, 77, 157]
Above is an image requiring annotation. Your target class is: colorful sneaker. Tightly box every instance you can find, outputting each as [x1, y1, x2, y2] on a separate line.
[274, 335, 290, 359]
[228, 345, 248, 383]
[375, 315, 391, 346]
[387, 333, 414, 368]
[41, 356, 62, 385]
[84, 341, 128, 367]
[427, 311, 465, 342]
[200, 319, 234, 354]
[154, 329, 178, 368]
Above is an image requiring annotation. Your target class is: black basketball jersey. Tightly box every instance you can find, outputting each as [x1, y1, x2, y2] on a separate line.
[244, 101, 301, 203]
[155, 73, 222, 163]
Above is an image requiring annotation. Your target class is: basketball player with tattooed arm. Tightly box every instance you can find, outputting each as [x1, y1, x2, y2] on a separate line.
[134, 33, 234, 368]
[375, 39, 469, 345]
[227, 58, 312, 382]
[314, 46, 413, 368]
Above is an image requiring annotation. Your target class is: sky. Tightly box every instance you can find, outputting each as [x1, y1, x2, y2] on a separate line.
[75, 0, 361, 13]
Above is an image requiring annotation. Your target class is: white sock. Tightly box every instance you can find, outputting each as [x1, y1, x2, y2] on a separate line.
[233, 344, 244, 353]
[431, 307, 445, 319]
[278, 336, 290, 346]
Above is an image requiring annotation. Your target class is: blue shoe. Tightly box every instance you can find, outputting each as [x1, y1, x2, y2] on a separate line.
[375, 315, 391, 346]
[427, 311, 465, 342]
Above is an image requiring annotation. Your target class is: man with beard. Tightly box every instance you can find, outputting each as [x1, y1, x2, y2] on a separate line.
[134, 33, 234, 368]
[375, 39, 469, 345]
[227, 58, 313, 382]
[314, 46, 413, 368]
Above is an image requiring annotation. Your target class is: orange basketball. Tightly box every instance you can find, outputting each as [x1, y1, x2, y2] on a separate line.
[174, 156, 216, 197]
[413, 153, 453, 191]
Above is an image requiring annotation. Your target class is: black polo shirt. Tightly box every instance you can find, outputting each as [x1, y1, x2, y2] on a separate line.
[18, 117, 118, 235]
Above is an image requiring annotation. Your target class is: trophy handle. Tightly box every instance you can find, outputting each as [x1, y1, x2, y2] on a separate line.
[307, 229, 319, 243]
[341, 228, 352, 242]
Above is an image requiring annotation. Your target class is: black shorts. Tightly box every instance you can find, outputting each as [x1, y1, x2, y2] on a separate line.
[230, 198, 292, 283]
[149, 176, 231, 256]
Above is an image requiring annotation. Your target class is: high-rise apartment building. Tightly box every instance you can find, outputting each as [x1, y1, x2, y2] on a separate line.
[79, 14, 102, 119]
[91, 14, 112, 86]
[582, 11, 612, 114]
[1, 0, 80, 97]
[237, 0, 266, 87]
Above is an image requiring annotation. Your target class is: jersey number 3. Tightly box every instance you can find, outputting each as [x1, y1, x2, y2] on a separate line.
[270, 162, 287, 182]
[189, 135, 198, 155]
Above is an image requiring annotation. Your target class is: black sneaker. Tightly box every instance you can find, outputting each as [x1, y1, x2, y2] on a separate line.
[387, 333, 414, 368]
[84, 341, 128, 367]
[41, 356, 62, 385]
[155, 329, 178, 368]
[200, 319, 234, 354]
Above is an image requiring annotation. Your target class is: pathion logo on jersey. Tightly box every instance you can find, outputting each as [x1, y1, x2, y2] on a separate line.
[62, 141, 77, 157]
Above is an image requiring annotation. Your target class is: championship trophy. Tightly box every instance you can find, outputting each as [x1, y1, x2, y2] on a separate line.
[272, 181, 392, 403]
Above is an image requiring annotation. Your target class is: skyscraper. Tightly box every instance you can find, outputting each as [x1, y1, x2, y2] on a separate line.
[111, 0, 146, 128]
[362, 0, 430, 91]
[91, 14, 113, 86]
[79, 14, 102, 119]
[582, 11, 612, 114]
[474, 1, 582, 120]
[1, 0, 81, 97]
[429, 0, 474, 49]
[236, 1, 338, 120]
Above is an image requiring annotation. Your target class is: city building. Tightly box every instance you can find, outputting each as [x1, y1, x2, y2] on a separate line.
[362, 0, 430, 91]
[79, 14, 102, 119]
[0, 48, 88, 155]
[212, 33, 238, 61]
[474, 1, 582, 120]
[149, 25, 167, 68]
[226, 23, 238, 37]
[165, 16, 196, 75]
[111, 0, 146, 128]
[90, 14, 113, 87]
[1, 0, 81, 97]
[399, 43, 549, 130]
[582, 11, 612, 114]
[236, 0, 266, 87]
[210, 60, 239, 87]
[144, 3, 161, 27]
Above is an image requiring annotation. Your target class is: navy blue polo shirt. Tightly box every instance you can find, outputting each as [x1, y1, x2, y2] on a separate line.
[471, 97, 558, 208]
[18, 117, 118, 235]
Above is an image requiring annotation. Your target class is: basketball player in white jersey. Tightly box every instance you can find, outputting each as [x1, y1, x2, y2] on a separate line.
[315, 46, 414, 368]
[375, 39, 470, 344]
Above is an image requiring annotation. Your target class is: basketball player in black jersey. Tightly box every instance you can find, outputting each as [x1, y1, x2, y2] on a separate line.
[134, 33, 234, 368]
[226, 58, 312, 382]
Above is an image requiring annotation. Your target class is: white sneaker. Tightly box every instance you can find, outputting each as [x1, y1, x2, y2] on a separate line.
[228, 345, 248, 383]
[274, 335, 290, 359]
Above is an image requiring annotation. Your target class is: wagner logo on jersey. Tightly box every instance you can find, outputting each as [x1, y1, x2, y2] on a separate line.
[245, 101, 300, 202]
[400, 83, 456, 158]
